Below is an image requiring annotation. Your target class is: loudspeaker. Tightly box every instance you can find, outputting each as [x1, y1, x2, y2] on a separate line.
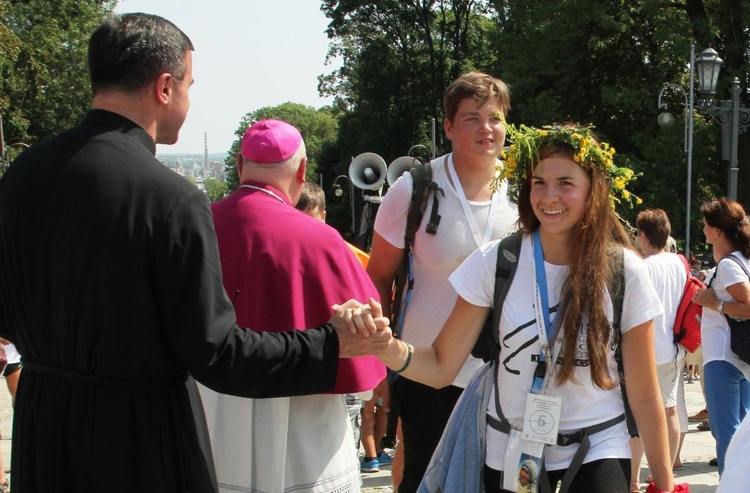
[349, 152, 387, 190]
[387, 156, 421, 185]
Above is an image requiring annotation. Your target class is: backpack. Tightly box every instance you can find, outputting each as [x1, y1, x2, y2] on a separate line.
[390, 161, 444, 337]
[478, 235, 636, 493]
[381, 161, 443, 450]
[476, 233, 637, 430]
[673, 254, 705, 353]
[472, 231, 638, 493]
[718, 255, 750, 364]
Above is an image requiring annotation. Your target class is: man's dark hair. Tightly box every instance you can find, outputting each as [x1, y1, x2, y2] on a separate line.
[296, 182, 327, 215]
[636, 208, 671, 250]
[443, 72, 510, 123]
[88, 13, 194, 93]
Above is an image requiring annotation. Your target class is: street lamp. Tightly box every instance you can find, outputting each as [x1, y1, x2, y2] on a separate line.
[657, 44, 696, 258]
[333, 174, 356, 238]
[693, 47, 750, 201]
[0, 115, 30, 171]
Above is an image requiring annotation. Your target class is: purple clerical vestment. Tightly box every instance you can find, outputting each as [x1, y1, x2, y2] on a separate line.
[211, 183, 385, 393]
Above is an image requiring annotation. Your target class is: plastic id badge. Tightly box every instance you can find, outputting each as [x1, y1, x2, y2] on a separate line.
[523, 393, 561, 445]
[503, 429, 545, 492]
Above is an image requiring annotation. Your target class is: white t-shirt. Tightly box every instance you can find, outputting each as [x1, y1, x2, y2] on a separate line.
[375, 153, 518, 387]
[702, 252, 750, 380]
[643, 252, 687, 364]
[450, 235, 662, 471]
[717, 411, 750, 492]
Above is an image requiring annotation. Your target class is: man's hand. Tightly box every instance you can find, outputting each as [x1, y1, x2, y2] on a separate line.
[330, 298, 392, 357]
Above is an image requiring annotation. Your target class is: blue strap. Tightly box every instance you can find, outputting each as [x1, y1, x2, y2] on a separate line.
[532, 230, 556, 393]
[533, 230, 555, 346]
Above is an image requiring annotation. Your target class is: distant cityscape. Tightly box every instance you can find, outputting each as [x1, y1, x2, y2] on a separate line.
[155, 152, 229, 191]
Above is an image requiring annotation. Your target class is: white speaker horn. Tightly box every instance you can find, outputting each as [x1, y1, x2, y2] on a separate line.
[387, 156, 420, 185]
[349, 152, 387, 190]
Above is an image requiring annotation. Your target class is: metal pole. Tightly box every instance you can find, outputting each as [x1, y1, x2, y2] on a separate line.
[349, 181, 356, 237]
[0, 115, 5, 170]
[685, 43, 695, 258]
[431, 118, 436, 160]
[728, 78, 741, 201]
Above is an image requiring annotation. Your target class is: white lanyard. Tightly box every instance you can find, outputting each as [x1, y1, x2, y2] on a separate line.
[446, 154, 499, 247]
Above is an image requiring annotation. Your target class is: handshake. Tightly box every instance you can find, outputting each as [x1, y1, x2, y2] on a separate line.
[328, 298, 394, 358]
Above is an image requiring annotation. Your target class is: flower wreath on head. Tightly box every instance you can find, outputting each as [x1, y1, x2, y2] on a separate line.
[491, 122, 642, 208]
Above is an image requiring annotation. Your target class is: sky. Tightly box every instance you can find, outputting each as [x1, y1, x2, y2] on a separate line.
[114, 0, 338, 155]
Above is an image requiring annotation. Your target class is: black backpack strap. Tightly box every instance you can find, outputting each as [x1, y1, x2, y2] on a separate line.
[391, 162, 435, 339]
[476, 231, 523, 432]
[470, 231, 523, 363]
[381, 161, 440, 449]
[405, 161, 443, 243]
[609, 247, 637, 437]
[492, 232, 524, 351]
[722, 253, 750, 277]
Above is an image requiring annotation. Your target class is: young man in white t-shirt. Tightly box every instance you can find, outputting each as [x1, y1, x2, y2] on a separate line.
[630, 209, 688, 489]
[367, 72, 518, 492]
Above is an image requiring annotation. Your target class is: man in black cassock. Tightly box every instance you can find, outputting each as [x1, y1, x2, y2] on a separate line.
[0, 13, 390, 493]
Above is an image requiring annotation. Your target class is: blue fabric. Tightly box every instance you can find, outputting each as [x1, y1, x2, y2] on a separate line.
[704, 359, 750, 474]
[417, 361, 494, 493]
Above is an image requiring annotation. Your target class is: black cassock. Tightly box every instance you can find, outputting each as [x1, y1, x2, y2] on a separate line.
[0, 110, 340, 492]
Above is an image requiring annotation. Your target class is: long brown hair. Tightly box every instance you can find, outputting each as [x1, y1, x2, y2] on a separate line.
[517, 142, 632, 390]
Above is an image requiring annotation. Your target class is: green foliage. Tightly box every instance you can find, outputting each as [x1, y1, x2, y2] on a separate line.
[223, 102, 339, 192]
[0, 0, 115, 146]
[320, 0, 748, 256]
[489, 0, 746, 254]
[2, 0, 748, 258]
[204, 176, 228, 202]
[320, 0, 500, 172]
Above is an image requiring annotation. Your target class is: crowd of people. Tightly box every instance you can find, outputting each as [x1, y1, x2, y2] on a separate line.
[0, 10, 748, 493]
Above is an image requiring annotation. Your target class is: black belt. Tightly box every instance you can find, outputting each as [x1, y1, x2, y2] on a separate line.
[23, 361, 188, 390]
[487, 412, 626, 493]
[487, 412, 624, 446]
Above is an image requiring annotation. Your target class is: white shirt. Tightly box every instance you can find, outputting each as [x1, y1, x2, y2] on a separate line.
[375, 154, 518, 387]
[643, 252, 687, 364]
[702, 252, 750, 380]
[450, 236, 662, 470]
[717, 411, 750, 492]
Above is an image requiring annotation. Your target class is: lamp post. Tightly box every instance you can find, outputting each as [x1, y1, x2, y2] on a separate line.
[0, 115, 30, 171]
[333, 174, 356, 238]
[1, 143, 30, 171]
[693, 47, 750, 201]
[657, 44, 696, 258]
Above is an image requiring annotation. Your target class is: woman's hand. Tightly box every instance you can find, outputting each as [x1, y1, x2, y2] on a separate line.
[692, 287, 718, 310]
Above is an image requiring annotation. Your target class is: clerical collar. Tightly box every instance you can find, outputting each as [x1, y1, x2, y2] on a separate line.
[238, 183, 286, 204]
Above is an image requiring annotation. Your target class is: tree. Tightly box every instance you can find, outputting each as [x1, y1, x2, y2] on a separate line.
[320, 0, 748, 254]
[488, 0, 747, 254]
[204, 177, 228, 202]
[0, 0, 115, 148]
[320, 0, 499, 171]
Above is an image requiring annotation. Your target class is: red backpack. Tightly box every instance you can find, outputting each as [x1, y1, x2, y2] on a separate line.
[673, 254, 705, 352]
